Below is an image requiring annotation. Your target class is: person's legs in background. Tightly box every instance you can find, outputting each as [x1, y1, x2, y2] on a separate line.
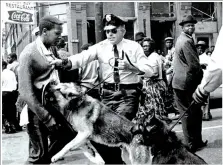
[173, 88, 207, 152]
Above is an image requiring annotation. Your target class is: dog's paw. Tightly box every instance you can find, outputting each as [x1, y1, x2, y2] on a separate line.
[51, 153, 64, 163]
[94, 153, 105, 165]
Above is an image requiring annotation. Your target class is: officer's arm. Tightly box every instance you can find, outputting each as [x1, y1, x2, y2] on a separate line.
[50, 45, 98, 70]
[68, 45, 98, 70]
[198, 27, 223, 93]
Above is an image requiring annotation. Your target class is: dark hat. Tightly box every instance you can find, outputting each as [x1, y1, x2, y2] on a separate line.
[81, 43, 92, 50]
[179, 15, 197, 26]
[135, 32, 146, 41]
[57, 38, 66, 47]
[196, 40, 206, 46]
[164, 37, 174, 41]
[103, 14, 127, 30]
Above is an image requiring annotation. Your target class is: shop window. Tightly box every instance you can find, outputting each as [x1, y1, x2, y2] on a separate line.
[191, 2, 215, 21]
[151, 2, 175, 17]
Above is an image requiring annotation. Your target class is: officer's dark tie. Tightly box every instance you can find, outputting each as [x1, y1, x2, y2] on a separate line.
[113, 44, 120, 83]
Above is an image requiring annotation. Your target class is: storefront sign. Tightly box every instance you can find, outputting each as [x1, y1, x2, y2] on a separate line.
[4, 2, 35, 24]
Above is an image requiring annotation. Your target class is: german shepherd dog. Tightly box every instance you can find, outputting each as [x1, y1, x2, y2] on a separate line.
[131, 110, 207, 164]
[43, 82, 152, 164]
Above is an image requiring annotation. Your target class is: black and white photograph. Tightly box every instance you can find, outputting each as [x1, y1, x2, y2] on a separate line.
[1, 1, 222, 164]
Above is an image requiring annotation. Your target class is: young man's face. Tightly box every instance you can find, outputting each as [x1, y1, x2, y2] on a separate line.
[165, 40, 173, 49]
[45, 24, 63, 46]
[182, 23, 195, 36]
[105, 26, 125, 45]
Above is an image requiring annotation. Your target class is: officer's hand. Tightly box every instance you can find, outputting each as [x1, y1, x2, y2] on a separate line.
[50, 58, 63, 68]
[192, 87, 209, 105]
[118, 59, 130, 70]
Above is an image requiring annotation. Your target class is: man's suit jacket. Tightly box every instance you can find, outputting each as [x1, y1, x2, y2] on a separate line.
[172, 32, 203, 92]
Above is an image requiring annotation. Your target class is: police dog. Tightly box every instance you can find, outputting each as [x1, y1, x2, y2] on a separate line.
[132, 110, 207, 164]
[44, 82, 152, 164]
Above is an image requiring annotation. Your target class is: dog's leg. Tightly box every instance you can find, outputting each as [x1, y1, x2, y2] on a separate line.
[121, 146, 131, 164]
[81, 141, 105, 165]
[51, 132, 90, 163]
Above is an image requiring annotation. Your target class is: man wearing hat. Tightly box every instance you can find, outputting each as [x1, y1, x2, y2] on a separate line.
[135, 31, 146, 45]
[18, 15, 77, 164]
[51, 13, 156, 164]
[172, 15, 207, 153]
[164, 37, 175, 85]
[163, 37, 180, 119]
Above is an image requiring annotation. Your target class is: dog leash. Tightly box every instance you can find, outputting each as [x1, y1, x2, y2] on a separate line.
[84, 72, 114, 95]
[169, 100, 195, 131]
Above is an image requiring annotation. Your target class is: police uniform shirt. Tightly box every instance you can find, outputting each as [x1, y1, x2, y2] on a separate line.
[68, 38, 156, 84]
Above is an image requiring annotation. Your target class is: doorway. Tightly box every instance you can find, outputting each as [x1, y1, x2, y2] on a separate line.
[151, 20, 175, 55]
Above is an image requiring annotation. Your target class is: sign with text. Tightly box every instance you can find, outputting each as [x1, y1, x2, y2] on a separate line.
[4, 2, 35, 24]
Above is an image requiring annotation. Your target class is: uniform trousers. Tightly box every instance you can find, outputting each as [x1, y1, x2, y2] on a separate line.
[94, 88, 140, 164]
[173, 88, 203, 148]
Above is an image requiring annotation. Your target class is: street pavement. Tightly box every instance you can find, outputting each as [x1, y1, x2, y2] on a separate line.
[2, 107, 222, 165]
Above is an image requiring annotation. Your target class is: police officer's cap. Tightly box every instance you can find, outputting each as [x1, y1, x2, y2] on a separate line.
[103, 14, 127, 30]
[164, 37, 174, 42]
[179, 15, 197, 26]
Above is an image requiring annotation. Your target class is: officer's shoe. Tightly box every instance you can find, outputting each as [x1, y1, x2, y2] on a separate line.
[203, 112, 212, 121]
[189, 140, 208, 153]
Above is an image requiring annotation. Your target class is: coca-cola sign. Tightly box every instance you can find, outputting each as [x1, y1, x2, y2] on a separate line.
[8, 10, 33, 23]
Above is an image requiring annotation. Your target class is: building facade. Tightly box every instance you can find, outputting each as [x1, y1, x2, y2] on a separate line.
[2, 2, 222, 59]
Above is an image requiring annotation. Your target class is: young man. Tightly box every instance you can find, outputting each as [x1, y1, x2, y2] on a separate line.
[172, 15, 207, 153]
[18, 15, 76, 164]
[51, 13, 156, 164]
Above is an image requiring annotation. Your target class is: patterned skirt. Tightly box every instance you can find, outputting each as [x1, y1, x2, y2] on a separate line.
[133, 79, 170, 124]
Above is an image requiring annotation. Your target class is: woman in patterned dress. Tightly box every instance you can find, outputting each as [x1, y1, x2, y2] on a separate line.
[133, 38, 171, 124]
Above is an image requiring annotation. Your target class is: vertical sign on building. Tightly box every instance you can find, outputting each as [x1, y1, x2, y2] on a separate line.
[4, 2, 35, 25]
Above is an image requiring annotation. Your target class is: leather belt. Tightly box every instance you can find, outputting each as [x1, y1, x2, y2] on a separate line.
[103, 82, 140, 91]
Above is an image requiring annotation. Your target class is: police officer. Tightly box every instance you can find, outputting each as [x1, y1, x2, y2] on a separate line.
[193, 27, 222, 110]
[51, 13, 156, 164]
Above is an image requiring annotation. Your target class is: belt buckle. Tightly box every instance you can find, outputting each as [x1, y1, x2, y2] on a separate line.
[114, 83, 120, 91]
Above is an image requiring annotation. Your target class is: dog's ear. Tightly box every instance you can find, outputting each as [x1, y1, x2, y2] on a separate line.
[131, 124, 144, 135]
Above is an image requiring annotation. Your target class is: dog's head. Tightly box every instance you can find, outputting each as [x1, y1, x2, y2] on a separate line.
[43, 82, 85, 112]
[131, 110, 169, 146]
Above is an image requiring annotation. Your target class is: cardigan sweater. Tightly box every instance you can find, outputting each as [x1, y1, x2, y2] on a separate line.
[18, 40, 60, 123]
